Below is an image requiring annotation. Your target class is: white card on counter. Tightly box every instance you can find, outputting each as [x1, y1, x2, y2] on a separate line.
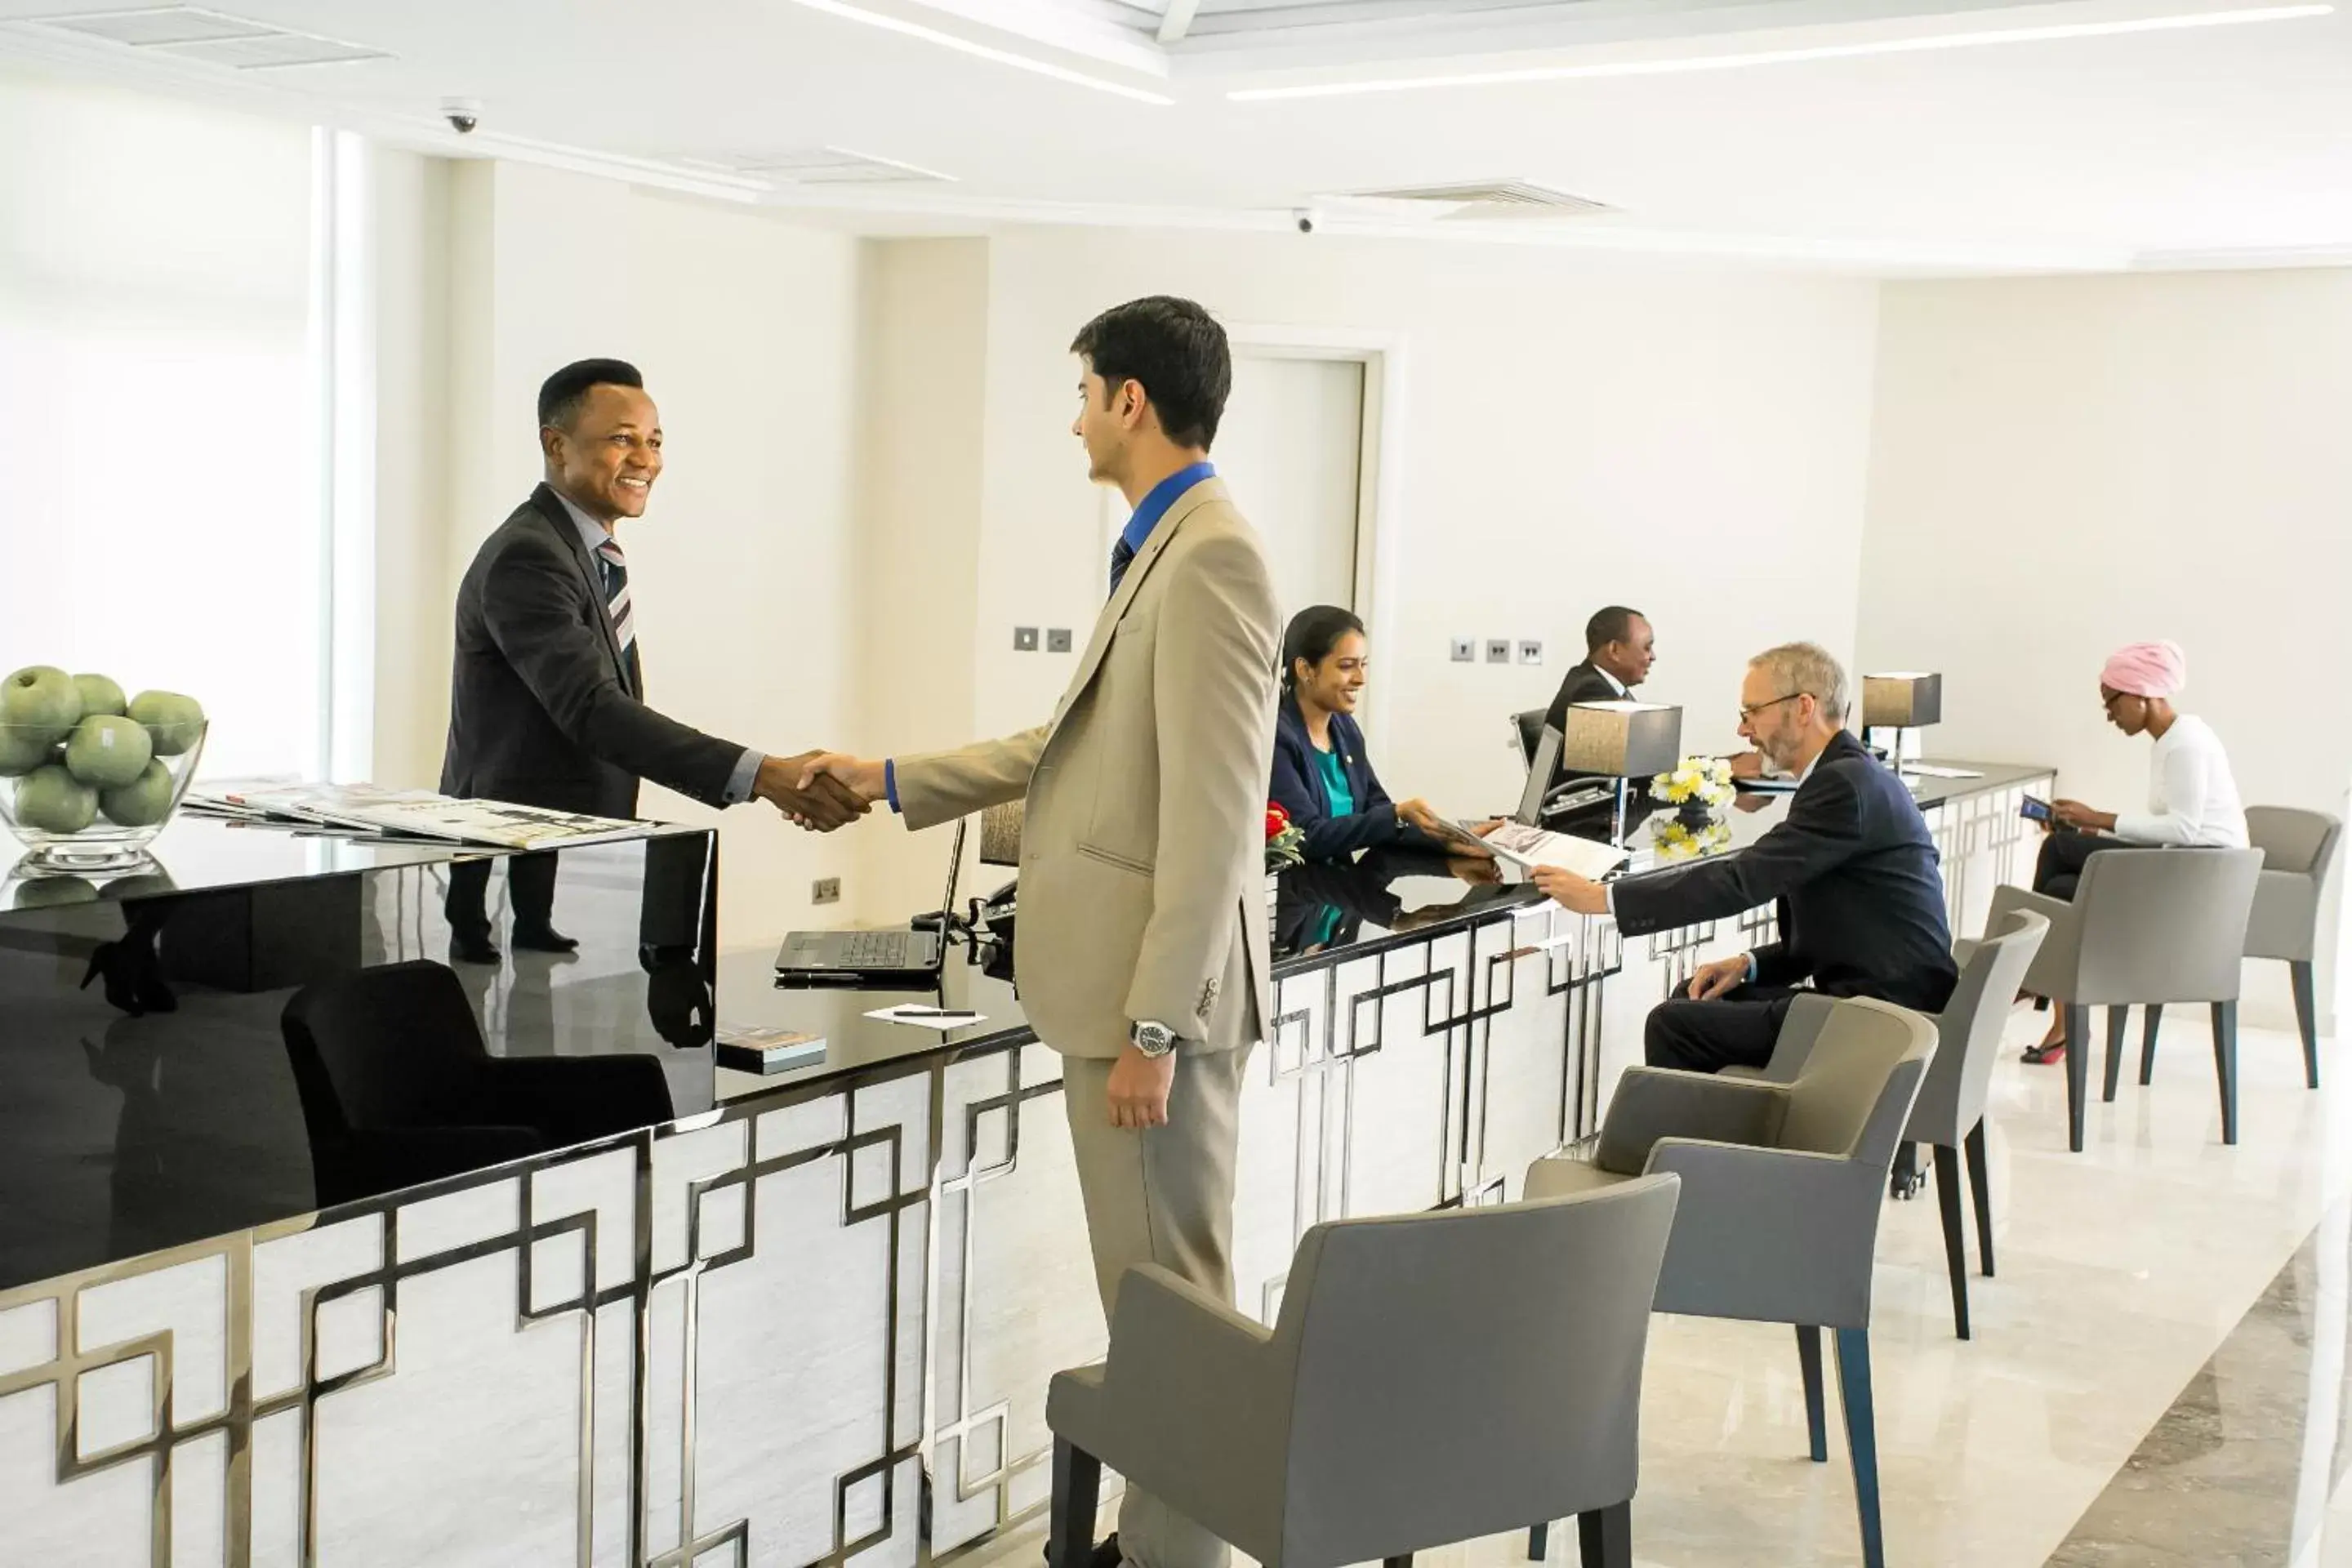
[866, 1004, 987, 1031]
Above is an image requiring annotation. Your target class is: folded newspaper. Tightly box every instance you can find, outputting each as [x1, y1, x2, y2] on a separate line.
[184, 781, 653, 850]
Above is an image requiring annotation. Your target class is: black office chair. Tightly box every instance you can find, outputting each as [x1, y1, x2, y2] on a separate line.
[282, 959, 675, 1208]
[1511, 707, 1548, 767]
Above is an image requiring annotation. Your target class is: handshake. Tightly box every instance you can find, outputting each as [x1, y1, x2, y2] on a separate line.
[753, 751, 889, 831]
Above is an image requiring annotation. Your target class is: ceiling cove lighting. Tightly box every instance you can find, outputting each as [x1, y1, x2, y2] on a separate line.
[1226, 3, 2334, 100]
[787, 0, 1175, 104]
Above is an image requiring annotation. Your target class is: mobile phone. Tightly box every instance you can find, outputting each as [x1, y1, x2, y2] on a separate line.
[2020, 795, 2051, 824]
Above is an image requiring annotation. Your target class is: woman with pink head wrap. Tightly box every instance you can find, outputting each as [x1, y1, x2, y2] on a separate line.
[2018, 641, 2249, 1062]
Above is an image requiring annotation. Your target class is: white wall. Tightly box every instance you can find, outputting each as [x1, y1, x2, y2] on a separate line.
[958, 229, 1885, 815]
[1859, 269, 2352, 1023]
[371, 161, 869, 947]
[0, 69, 321, 779]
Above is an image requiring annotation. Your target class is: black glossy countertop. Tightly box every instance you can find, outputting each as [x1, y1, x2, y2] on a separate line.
[713, 759, 2055, 1101]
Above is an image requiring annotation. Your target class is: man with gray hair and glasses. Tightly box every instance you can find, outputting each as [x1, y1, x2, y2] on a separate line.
[1535, 642, 1958, 1071]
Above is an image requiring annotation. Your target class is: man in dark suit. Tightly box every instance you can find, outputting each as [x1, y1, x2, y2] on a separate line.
[1541, 604, 1654, 737]
[1533, 642, 1957, 1071]
[439, 358, 865, 963]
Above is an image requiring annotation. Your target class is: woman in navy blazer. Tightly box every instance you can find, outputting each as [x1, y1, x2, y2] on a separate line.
[1272, 606, 1492, 863]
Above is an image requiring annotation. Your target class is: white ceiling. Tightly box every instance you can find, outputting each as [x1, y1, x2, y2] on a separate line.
[3, 0, 2351, 272]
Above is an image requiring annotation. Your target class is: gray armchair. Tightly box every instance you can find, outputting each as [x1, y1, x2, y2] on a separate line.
[2243, 808, 2339, 1087]
[1986, 846, 2263, 1152]
[1912, 911, 2048, 1339]
[1734, 915, 2049, 1339]
[1045, 1174, 1682, 1568]
[1525, 994, 1937, 1568]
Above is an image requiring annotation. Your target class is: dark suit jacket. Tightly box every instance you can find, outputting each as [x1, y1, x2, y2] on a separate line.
[1610, 729, 1958, 1012]
[1270, 698, 1445, 862]
[440, 484, 745, 819]
[1541, 659, 1625, 739]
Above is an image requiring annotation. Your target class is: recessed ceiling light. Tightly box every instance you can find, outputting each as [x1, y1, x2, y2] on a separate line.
[1227, 3, 2335, 100]
[787, 0, 1174, 105]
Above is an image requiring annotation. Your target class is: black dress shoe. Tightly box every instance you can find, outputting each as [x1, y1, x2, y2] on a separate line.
[79, 940, 177, 1017]
[449, 932, 501, 965]
[1042, 1533, 1120, 1568]
[511, 924, 580, 955]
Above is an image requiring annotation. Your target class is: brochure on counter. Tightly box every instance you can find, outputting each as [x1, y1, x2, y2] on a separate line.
[183, 781, 656, 850]
[1436, 818, 1628, 880]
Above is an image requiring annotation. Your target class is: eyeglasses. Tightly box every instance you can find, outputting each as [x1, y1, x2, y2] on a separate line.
[1738, 693, 1808, 722]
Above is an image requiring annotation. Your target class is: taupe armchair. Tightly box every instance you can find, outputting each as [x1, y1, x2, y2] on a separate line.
[1045, 1175, 1682, 1568]
[1732, 915, 2049, 1340]
[1911, 912, 2047, 1339]
[1986, 847, 2263, 1152]
[1525, 994, 1937, 1568]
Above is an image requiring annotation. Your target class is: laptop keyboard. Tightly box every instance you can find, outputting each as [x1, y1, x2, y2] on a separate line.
[836, 930, 914, 969]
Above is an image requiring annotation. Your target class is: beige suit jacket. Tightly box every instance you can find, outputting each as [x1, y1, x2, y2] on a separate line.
[895, 479, 1281, 1059]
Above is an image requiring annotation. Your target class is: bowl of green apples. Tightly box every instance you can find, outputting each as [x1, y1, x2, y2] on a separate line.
[0, 666, 207, 873]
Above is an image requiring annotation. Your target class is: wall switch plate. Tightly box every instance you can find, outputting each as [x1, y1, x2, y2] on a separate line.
[1450, 636, 1476, 663]
[812, 877, 842, 906]
[1486, 639, 1512, 665]
[1518, 639, 1544, 666]
[1046, 628, 1073, 653]
[1013, 626, 1040, 652]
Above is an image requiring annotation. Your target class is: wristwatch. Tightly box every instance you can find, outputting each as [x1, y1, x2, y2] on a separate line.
[1129, 1020, 1178, 1058]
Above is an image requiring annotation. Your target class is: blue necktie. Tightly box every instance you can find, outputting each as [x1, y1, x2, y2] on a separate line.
[1108, 535, 1136, 598]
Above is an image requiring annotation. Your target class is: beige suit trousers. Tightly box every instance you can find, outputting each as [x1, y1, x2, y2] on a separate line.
[1059, 1046, 1252, 1568]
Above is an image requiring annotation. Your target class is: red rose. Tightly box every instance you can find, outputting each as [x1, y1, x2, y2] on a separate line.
[1265, 802, 1290, 840]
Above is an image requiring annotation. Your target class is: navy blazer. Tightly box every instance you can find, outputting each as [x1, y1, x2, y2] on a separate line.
[1610, 729, 1959, 1012]
[1271, 699, 1441, 862]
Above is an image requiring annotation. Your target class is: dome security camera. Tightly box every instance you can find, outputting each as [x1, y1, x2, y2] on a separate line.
[1292, 207, 1321, 234]
[442, 97, 483, 135]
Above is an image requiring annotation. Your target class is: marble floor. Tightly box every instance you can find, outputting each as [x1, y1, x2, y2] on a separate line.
[960, 1000, 2352, 1568]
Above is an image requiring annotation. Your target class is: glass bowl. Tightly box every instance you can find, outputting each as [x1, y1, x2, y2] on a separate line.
[0, 720, 207, 873]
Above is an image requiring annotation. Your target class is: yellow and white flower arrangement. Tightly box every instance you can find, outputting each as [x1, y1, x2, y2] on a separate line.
[1650, 815, 1735, 863]
[1650, 755, 1735, 809]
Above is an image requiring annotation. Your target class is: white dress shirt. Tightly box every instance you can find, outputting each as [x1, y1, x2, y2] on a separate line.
[2112, 715, 2248, 849]
[555, 492, 764, 806]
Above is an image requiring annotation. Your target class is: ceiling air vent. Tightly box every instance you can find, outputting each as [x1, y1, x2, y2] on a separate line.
[679, 147, 953, 187]
[1339, 178, 1613, 220]
[24, 6, 389, 68]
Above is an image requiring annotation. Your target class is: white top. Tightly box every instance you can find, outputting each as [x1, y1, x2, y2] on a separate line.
[2113, 715, 2248, 849]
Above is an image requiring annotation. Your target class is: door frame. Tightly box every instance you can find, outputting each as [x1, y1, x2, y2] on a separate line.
[1224, 324, 1406, 742]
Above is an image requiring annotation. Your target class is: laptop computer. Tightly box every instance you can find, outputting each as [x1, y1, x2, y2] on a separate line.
[775, 819, 966, 987]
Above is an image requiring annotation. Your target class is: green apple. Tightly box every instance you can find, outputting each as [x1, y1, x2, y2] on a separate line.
[65, 715, 154, 790]
[11, 874, 97, 910]
[1, 666, 82, 743]
[15, 765, 98, 834]
[73, 674, 127, 718]
[0, 726, 50, 777]
[100, 760, 176, 827]
[127, 691, 205, 757]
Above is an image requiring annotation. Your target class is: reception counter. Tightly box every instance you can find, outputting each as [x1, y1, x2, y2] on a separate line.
[0, 761, 2051, 1566]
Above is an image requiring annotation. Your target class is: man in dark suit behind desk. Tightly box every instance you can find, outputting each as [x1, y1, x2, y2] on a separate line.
[1542, 604, 1655, 737]
[439, 358, 864, 963]
[1533, 642, 1957, 1071]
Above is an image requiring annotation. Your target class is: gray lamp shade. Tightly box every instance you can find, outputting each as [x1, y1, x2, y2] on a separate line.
[1561, 702, 1684, 778]
[1863, 672, 1942, 729]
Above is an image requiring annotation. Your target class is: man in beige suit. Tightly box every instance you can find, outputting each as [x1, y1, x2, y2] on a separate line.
[802, 296, 1279, 1568]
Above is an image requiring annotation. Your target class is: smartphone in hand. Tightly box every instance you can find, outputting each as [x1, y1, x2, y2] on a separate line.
[2020, 795, 2052, 825]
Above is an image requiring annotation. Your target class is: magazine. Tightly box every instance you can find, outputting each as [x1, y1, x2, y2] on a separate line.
[184, 782, 653, 850]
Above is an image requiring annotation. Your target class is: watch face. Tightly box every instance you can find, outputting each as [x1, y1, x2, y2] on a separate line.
[1134, 1022, 1175, 1056]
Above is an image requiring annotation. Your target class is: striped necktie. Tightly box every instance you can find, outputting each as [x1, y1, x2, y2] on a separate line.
[1108, 535, 1136, 598]
[595, 539, 641, 688]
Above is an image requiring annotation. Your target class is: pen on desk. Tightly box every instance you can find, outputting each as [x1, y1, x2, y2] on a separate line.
[895, 1005, 978, 1020]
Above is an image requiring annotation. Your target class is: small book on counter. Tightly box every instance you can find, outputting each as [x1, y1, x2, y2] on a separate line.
[716, 1026, 826, 1074]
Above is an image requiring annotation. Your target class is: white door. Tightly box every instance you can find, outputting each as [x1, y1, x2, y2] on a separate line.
[1210, 354, 1365, 623]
